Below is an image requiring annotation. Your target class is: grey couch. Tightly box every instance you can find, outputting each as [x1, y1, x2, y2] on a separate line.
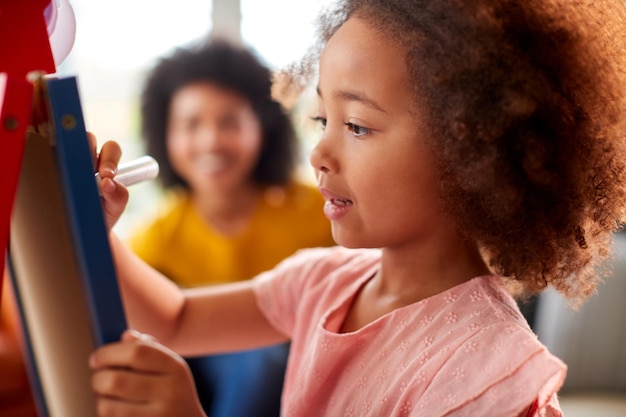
[533, 233, 626, 416]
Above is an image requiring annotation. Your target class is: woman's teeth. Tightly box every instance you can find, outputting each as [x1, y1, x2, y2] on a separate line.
[196, 155, 229, 173]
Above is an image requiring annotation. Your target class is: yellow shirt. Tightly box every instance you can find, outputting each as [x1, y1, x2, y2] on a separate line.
[128, 182, 335, 288]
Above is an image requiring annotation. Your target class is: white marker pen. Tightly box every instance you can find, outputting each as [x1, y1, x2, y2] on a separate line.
[95, 155, 159, 189]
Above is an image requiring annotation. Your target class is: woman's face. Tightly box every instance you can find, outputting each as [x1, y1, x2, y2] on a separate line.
[166, 82, 263, 195]
[310, 16, 447, 250]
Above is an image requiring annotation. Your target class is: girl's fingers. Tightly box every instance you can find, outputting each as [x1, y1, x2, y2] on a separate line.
[100, 176, 129, 230]
[86, 133, 128, 229]
[94, 396, 161, 417]
[91, 367, 172, 404]
[121, 329, 157, 343]
[90, 331, 186, 374]
[97, 140, 123, 180]
[90, 331, 205, 417]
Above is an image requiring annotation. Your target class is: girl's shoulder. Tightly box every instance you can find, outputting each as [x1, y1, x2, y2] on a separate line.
[253, 246, 381, 310]
[269, 246, 380, 281]
[253, 246, 381, 338]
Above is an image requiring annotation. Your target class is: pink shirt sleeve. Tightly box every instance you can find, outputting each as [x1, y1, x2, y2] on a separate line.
[253, 246, 349, 337]
[423, 324, 566, 416]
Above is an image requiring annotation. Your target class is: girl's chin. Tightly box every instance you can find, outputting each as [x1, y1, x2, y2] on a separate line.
[331, 231, 372, 250]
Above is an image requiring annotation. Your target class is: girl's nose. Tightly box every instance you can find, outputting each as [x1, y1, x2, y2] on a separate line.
[309, 133, 337, 174]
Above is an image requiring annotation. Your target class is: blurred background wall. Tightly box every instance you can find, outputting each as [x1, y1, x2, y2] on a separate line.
[58, 0, 332, 236]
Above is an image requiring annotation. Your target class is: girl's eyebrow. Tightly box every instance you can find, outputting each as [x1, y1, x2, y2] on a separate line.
[316, 86, 388, 114]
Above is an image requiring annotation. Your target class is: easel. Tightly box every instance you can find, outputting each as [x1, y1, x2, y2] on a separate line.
[0, 0, 56, 303]
[0, 3, 128, 416]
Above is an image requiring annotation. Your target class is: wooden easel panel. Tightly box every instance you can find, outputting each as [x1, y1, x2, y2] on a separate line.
[9, 76, 126, 417]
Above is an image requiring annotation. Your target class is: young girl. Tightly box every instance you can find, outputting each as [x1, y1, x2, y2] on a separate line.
[91, 0, 626, 416]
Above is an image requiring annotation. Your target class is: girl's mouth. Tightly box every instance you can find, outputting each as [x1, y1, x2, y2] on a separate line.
[323, 197, 353, 220]
[318, 187, 354, 220]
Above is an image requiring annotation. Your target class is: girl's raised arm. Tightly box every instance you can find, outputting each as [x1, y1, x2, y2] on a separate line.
[97, 139, 287, 356]
[109, 233, 288, 355]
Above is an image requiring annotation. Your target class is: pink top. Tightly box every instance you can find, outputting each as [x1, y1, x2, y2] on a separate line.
[253, 247, 566, 417]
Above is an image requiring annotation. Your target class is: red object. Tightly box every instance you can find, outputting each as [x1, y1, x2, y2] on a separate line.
[0, 0, 56, 77]
[0, 0, 56, 303]
[0, 74, 33, 304]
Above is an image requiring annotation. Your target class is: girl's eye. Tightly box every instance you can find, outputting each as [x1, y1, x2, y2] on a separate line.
[344, 122, 371, 138]
[310, 116, 327, 130]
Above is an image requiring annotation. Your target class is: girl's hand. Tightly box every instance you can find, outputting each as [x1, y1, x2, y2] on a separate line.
[90, 330, 205, 417]
[88, 133, 129, 231]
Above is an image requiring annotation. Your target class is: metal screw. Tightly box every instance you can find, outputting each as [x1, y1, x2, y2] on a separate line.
[4, 117, 19, 131]
[61, 114, 77, 130]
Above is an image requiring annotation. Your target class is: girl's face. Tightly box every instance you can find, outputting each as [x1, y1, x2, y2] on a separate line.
[310, 17, 446, 250]
[166, 82, 263, 195]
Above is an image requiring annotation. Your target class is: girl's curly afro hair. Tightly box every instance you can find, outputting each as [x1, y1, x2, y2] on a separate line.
[279, 0, 626, 303]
